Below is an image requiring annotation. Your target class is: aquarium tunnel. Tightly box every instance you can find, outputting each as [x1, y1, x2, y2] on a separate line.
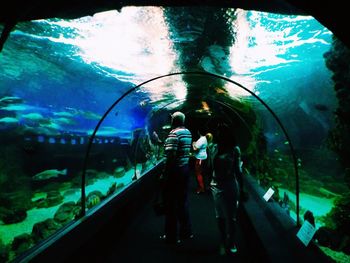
[0, 2, 350, 263]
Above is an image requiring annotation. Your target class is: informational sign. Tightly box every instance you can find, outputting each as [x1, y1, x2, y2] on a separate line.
[296, 220, 316, 246]
[263, 187, 275, 202]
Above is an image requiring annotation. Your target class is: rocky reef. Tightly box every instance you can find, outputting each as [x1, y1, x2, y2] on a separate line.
[324, 37, 350, 184]
[320, 36, 350, 256]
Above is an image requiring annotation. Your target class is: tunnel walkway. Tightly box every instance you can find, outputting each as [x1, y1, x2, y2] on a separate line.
[65, 171, 257, 263]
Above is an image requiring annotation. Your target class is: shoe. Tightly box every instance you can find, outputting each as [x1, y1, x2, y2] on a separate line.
[219, 244, 226, 256]
[159, 234, 180, 244]
[179, 233, 194, 241]
[196, 189, 205, 194]
[227, 245, 238, 254]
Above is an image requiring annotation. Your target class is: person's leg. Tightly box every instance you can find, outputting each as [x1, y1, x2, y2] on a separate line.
[212, 188, 227, 255]
[178, 166, 193, 240]
[226, 218, 237, 253]
[163, 198, 178, 243]
[216, 217, 227, 255]
[195, 159, 205, 193]
[223, 190, 239, 253]
[162, 179, 178, 243]
[178, 197, 193, 239]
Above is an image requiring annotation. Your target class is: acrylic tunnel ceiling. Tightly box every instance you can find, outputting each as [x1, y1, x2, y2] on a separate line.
[0, 6, 336, 151]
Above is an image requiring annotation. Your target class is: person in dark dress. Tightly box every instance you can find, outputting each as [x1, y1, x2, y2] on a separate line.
[210, 124, 243, 255]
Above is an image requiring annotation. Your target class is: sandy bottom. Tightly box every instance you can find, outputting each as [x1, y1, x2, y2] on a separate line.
[0, 163, 146, 245]
[278, 188, 335, 228]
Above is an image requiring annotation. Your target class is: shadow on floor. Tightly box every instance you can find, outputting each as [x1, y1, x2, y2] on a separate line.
[66, 172, 259, 263]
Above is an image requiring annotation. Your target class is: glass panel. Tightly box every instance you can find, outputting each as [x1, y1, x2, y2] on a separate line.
[83, 75, 186, 211]
[1, 5, 349, 263]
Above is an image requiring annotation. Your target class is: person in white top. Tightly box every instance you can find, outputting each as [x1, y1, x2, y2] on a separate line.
[192, 129, 208, 193]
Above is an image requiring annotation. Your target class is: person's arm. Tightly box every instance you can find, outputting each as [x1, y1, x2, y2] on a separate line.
[234, 145, 248, 201]
[234, 146, 243, 190]
[193, 136, 205, 151]
[162, 131, 178, 179]
[192, 139, 198, 151]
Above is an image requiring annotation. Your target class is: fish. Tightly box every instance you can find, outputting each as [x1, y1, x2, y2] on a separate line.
[319, 187, 341, 198]
[32, 168, 67, 181]
[0, 117, 19, 124]
[80, 110, 101, 120]
[0, 96, 23, 105]
[53, 111, 76, 118]
[0, 105, 28, 111]
[21, 113, 44, 120]
[0, 117, 19, 130]
[314, 104, 329, 112]
[53, 117, 76, 126]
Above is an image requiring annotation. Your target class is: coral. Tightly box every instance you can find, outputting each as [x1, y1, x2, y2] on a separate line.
[11, 233, 33, 255]
[54, 201, 80, 225]
[31, 218, 61, 243]
[0, 145, 32, 224]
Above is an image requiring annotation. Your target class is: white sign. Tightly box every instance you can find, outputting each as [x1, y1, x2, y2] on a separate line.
[263, 187, 275, 202]
[296, 220, 316, 246]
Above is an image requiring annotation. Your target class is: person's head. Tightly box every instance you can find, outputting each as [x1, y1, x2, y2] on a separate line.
[171, 111, 185, 128]
[205, 132, 213, 144]
[197, 127, 206, 136]
[215, 124, 236, 152]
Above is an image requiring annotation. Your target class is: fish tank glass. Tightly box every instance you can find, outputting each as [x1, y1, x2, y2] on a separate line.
[0, 6, 349, 263]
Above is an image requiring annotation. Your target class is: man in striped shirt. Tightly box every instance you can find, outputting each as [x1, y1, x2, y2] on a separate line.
[160, 111, 193, 244]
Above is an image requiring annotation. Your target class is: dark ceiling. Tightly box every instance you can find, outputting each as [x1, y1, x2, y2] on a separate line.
[0, 0, 349, 48]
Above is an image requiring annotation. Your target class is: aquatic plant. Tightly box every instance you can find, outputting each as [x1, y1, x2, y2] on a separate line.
[323, 37, 350, 255]
[0, 239, 9, 263]
[328, 193, 350, 236]
[324, 37, 350, 184]
[244, 125, 270, 184]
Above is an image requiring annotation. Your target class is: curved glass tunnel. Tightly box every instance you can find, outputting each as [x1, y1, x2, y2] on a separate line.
[0, 6, 349, 263]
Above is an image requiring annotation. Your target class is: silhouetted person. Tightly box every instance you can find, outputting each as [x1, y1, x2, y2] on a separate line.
[130, 128, 151, 180]
[151, 130, 163, 159]
[205, 132, 216, 191]
[210, 124, 243, 255]
[192, 128, 208, 193]
[161, 111, 193, 243]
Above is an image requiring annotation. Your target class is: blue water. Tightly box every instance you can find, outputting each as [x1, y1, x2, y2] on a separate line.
[0, 7, 335, 140]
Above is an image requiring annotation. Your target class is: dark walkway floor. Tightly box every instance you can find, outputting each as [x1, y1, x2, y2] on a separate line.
[78, 174, 256, 263]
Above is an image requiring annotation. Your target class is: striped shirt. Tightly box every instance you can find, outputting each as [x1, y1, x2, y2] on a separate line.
[164, 126, 192, 167]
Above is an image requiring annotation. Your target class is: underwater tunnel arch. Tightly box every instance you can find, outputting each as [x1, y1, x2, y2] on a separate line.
[82, 71, 301, 225]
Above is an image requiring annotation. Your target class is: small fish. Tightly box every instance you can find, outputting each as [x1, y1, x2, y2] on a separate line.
[139, 99, 149, 107]
[162, 124, 171, 130]
[81, 111, 102, 120]
[53, 111, 75, 118]
[53, 117, 76, 126]
[32, 168, 67, 181]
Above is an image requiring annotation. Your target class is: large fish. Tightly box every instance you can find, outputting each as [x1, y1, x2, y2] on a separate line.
[0, 96, 23, 105]
[32, 169, 67, 181]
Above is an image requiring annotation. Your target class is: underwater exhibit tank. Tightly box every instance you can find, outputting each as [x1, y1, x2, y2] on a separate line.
[0, 4, 349, 262]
